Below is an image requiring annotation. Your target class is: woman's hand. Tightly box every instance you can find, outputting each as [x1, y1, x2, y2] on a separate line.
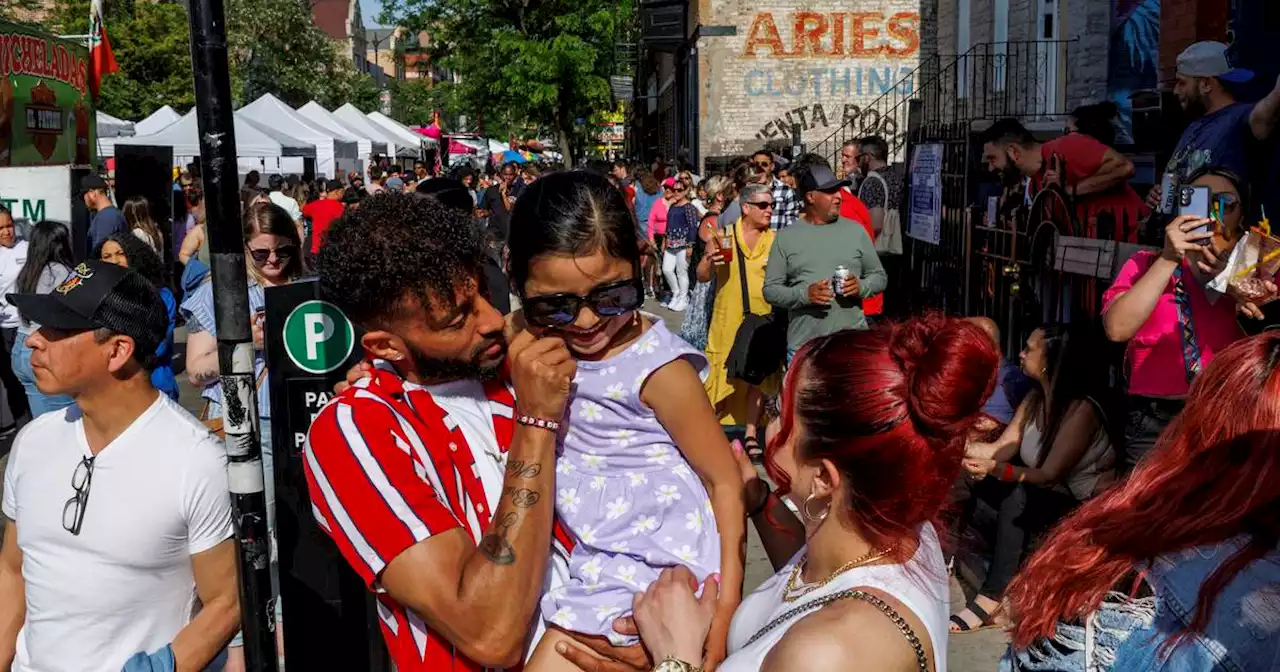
[632, 567, 721, 666]
[1160, 215, 1214, 263]
[333, 360, 373, 395]
[1230, 280, 1279, 320]
[251, 311, 266, 351]
[964, 440, 998, 462]
[962, 457, 997, 478]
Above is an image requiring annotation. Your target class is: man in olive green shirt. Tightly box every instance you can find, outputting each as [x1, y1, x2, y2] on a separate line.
[763, 162, 887, 358]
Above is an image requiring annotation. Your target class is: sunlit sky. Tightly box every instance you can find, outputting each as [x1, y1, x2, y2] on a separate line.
[359, 0, 384, 27]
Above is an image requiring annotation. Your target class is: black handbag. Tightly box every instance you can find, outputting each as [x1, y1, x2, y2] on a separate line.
[725, 226, 786, 386]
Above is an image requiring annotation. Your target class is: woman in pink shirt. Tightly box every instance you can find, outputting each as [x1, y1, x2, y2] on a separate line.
[646, 178, 674, 297]
[1103, 169, 1258, 472]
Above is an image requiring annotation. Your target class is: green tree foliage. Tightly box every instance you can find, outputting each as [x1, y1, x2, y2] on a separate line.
[34, 0, 383, 120]
[388, 78, 435, 127]
[0, 0, 44, 23]
[382, 0, 632, 167]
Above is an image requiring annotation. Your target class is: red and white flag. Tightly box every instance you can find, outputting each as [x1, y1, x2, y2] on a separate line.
[88, 0, 118, 97]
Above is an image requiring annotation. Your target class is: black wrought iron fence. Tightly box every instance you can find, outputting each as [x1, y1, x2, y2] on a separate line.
[811, 40, 1078, 171]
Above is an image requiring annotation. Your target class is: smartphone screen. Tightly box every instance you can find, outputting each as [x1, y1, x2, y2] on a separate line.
[1178, 185, 1212, 235]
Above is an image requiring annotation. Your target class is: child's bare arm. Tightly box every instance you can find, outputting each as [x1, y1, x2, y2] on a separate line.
[642, 358, 744, 670]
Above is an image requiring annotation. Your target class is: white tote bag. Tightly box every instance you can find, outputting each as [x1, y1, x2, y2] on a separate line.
[861, 171, 904, 256]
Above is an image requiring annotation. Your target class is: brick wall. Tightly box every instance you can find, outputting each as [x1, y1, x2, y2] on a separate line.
[1159, 0, 1229, 85]
[1063, 0, 1110, 111]
[696, 0, 933, 162]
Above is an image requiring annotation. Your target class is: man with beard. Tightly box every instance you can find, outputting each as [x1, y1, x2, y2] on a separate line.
[764, 159, 886, 360]
[981, 118, 1147, 236]
[1144, 41, 1280, 212]
[304, 193, 579, 670]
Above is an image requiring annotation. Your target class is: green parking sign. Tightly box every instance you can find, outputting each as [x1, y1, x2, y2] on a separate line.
[282, 300, 355, 374]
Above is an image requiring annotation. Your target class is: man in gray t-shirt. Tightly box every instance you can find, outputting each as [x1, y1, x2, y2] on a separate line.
[763, 164, 886, 358]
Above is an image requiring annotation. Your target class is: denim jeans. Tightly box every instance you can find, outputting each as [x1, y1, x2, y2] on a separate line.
[11, 336, 75, 417]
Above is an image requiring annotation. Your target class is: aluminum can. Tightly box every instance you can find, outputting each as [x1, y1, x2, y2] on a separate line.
[832, 265, 850, 294]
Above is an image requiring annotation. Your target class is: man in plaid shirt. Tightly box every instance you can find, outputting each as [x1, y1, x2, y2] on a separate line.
[751, 150, 799, 229]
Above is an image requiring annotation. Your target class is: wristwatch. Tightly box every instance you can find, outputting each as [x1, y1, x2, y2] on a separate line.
[653, 656, 703, 672]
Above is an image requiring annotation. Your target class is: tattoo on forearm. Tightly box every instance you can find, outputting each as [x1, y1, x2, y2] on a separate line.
[505, 460, 542, 479]
[478, 512, 518, 565]
[502, 487, 540, 508]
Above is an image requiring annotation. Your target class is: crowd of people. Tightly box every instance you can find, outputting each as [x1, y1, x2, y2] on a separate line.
[0, 39, 1278, 672]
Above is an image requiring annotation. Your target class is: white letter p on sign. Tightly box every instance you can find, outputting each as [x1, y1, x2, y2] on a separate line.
[304, 313, 335, 360]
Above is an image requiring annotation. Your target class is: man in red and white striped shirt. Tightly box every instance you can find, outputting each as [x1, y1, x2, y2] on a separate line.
[305, 194, 579, 670]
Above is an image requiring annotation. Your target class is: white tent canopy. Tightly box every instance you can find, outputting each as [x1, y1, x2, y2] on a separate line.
[296, 101, 386, 161]
[332, 104, 414, 158]
[240, 94, 357, 178]
[118, 110, 315, 159]
[366, 110, 434, 152]
[134, 105, 182, 136]
[97, 111, 134, 138]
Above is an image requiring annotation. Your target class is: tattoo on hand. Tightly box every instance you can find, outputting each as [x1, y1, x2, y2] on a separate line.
[478, 512, 518, 565]
[502, 487, 540, 508]
[505, 460, 542, 478]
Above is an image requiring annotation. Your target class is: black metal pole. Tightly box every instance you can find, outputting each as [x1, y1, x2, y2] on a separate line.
[185, 0, 277, 669]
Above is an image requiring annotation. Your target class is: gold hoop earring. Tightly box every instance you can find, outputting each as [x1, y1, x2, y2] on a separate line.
[801, 493, 830, 523]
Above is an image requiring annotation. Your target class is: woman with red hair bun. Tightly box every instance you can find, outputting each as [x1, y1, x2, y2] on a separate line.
[618, 315, 999, 671]
[1001, 332, 1280, 671]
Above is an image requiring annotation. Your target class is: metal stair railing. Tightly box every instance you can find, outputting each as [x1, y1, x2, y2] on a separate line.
[811, 40, 1078, 170]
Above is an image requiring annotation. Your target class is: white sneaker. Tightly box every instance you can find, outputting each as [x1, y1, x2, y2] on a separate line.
[669, 296, 687, 312]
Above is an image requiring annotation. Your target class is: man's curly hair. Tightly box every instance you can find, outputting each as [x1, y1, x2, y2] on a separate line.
[317, 192, 486, 328]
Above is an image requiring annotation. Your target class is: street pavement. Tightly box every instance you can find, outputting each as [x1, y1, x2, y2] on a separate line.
[0, 305, 1007, 669]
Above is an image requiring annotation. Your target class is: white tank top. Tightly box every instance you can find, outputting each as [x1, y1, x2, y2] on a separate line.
[719, 523, 949, 672]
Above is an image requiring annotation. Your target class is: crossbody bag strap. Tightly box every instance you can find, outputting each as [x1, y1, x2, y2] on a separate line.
[734, 223, 752, 316]
[744, 588, 928, 671]
[198, 364, 269, 421]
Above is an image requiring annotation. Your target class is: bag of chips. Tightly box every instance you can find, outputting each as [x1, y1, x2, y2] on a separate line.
[1225, 226, 1280, 305]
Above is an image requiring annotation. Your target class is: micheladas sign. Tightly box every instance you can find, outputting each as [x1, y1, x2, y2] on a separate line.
[0, 21, 93, 168]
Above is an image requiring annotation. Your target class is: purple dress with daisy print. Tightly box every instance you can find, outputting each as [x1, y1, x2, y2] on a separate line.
[540, 318, 721, 645]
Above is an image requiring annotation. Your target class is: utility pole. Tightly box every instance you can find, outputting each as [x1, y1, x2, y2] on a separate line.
[185, 0, 277, 669]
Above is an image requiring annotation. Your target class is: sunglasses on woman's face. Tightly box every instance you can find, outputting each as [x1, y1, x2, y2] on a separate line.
[248, 245, 297, 265]
[522, 278, 644, 329]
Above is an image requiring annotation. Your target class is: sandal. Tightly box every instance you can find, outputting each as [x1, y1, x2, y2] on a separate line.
[949, 597, 1004, 633]
[744, 436, 764, 460]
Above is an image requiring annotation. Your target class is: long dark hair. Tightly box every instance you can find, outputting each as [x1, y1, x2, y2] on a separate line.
[94, 232, 165, 289]
[122, 195, 163, 251]
[1069, 102, 1119, 148]
[507, 171, 640, 293]
[1009, 333, 1280, 648]
[16, 221, 73, 294]
[1023, 324, 1120, 466]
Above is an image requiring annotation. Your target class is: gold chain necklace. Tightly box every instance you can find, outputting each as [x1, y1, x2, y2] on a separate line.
[782, 548, 894, 603]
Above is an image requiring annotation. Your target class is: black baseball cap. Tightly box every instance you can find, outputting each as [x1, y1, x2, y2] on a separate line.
[325, 179, 344, 192]
[799, 164, 851, 195]
[79, 175, 108, 193]
[8, 261, 167, 365]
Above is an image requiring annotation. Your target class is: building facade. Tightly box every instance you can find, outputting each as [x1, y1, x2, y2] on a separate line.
[312, 0, 368, 74]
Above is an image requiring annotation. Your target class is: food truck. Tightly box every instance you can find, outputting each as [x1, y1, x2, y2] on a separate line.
[0, 20, 94, 235]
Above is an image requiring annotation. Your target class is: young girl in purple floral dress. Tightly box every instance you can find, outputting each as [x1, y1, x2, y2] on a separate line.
[510, 172, 744, 671]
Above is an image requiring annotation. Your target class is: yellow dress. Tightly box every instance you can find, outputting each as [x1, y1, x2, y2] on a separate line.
[704, 218, 780, 426]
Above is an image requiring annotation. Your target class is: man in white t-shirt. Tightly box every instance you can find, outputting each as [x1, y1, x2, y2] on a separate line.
[0, 261, 240, 672]
[267, 174, 304, 234]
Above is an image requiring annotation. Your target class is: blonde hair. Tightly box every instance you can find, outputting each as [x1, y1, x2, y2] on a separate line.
[243, 202, 307, 284]
[704, 175, 731, 206]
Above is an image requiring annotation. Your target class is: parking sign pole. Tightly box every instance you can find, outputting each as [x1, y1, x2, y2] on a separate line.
[185, 0, 277, 668]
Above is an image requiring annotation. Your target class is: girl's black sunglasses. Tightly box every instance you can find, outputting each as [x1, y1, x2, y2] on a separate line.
[522, 278, 644, 328]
